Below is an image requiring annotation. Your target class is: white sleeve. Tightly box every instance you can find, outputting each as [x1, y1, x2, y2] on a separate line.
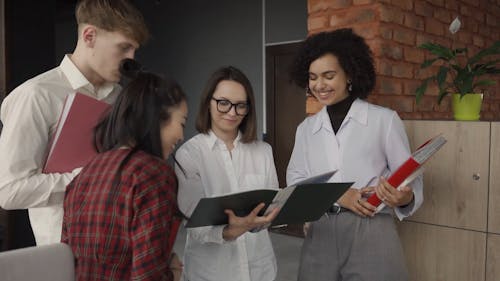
[385, 112, 424, 220]
[175, 144, 227, 244]
[263, 143, 279, 190]
[286, 123, 310, 186]
[0, 87, 78, 209]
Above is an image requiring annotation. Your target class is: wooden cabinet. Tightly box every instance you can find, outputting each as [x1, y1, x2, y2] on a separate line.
[398, 121, 499, 281]
[488, 123, 500, 234]
[398, 221, 486, 280]
[486, 234, 500, 281]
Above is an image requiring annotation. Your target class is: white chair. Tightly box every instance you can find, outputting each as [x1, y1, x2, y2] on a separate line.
[0, 243, 75, 281]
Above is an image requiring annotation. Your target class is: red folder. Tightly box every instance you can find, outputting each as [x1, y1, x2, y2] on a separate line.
[43, 93, 110, 173]
[366, 134, 447, 207]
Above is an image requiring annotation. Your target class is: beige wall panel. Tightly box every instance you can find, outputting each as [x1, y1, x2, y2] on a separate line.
[404, 120, 489, 231]
[486, 233, 500, 281]
[489, 123, 500, 233]
[397, 221, 486, 281]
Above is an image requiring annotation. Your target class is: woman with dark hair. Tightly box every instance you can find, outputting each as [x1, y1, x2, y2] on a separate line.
[61, 60, 187, 281]
[175, 66, 279, 281]
[287, 29, 423, 281]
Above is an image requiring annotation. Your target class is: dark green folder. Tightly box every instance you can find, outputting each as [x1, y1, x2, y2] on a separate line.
[185, 182, 352, 228]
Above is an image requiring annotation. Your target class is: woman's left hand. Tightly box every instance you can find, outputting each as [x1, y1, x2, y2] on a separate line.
[374, 176, 414, 208]
[222, 203, 279, 241]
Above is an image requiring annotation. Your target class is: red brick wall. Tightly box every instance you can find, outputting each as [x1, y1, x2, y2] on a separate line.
[306, 0, 500, 120]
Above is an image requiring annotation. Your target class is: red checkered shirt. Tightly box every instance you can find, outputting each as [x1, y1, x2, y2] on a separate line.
[62, 148, 180, 281]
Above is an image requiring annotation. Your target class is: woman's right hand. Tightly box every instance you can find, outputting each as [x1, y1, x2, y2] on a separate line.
[222, 203, 279, 241]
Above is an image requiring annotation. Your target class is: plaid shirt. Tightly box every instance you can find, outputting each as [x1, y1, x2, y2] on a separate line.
[62, 148, 180, 281]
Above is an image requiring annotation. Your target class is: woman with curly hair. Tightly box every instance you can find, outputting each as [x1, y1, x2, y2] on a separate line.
[287, 28, 423, 281]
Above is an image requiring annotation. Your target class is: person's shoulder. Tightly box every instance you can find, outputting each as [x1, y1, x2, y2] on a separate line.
[18, 66, 62, 90]
[177, 133, 207, 153]
[175, 133, 209, 162]
[5, 67, 66, 104]
[242, 139, 274, 155]
[294, 107, 324, 133]
[134, 150, 167, 165]
[364, 100, 398, 118]
[119, 151, 177, 195]
[130, 150, 174, 176]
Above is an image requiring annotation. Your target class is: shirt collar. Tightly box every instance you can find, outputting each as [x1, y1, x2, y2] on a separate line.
[60, 54, 118, 99]
[311, 98, 368, 134]
[347, 98, 368, 125]
[205, 130, 242, 150]
[311, 106, 331, 134]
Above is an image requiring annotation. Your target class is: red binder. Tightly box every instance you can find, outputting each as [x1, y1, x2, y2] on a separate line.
[366, 134, 447, 207]
[43, 93, 110, 173]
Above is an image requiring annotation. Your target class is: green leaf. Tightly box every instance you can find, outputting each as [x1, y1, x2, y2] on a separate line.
[450, 64, 465, 73]
[473, 80, 496, 88]
[485, 67, 500, 74]
[462, 76, 474, 94]
[468, 41, 500, 65]
[415, 79, 430, 104]
[437, 89, 449, 105]
[453, 48, 468, 54]
[419, 42, 454, 60]
[418, 39, 500, 99]
[421, 58, 440, 68]
[437, 66, 448, 90]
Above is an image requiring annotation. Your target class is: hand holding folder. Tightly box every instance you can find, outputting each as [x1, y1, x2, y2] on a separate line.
[185, 171, 353, 228]
[366, 134, 447, 208]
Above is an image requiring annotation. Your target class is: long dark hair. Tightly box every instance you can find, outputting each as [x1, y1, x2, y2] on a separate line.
[94, 59, 186, 157]
[94, 59, 188, 219]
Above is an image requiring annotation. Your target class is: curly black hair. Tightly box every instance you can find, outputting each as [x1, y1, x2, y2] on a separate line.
[291, 28, 376, 99]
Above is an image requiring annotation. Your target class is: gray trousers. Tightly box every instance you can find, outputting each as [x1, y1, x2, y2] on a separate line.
[297, 212, 408, 281]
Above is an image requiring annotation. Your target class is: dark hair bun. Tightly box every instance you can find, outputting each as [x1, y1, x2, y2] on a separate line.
[119, 58, 143, 79]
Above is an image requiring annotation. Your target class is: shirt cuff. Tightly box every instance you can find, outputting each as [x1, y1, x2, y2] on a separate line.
[395, 198, 415, 220]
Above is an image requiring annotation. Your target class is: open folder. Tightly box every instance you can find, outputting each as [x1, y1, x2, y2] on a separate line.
[185, 171, 353, 228]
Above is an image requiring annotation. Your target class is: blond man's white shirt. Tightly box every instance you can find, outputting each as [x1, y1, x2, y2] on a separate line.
[0, 55, 120, 245]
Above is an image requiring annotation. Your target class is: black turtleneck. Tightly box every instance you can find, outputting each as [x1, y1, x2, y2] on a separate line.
[326, 95, 356, 134]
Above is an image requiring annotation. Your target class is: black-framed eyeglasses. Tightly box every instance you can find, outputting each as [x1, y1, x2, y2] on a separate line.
[211, 98, 249, 116]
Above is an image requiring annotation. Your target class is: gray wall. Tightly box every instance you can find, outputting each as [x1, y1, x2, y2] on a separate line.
[135, 0, 263, 140]
[54, 0, 307, 140]
[265, 0, 307, 45]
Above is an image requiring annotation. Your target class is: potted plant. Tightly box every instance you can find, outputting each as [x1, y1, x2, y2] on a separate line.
[416, 17, 500, 120]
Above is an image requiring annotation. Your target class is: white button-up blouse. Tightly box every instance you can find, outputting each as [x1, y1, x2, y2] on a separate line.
[175, 131, 278, 281]
[287, 99, 423, 220]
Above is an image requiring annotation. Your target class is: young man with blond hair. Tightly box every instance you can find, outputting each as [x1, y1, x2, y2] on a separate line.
[0, 0, 149, 245]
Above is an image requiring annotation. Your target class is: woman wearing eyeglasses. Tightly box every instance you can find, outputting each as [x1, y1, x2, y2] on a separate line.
[175, 66, 279, 281]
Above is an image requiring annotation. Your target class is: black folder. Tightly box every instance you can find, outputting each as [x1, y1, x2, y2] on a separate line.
[185, 171, 352, 228]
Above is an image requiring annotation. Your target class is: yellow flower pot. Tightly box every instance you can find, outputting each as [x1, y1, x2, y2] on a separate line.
[452, 93, 483, 121]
